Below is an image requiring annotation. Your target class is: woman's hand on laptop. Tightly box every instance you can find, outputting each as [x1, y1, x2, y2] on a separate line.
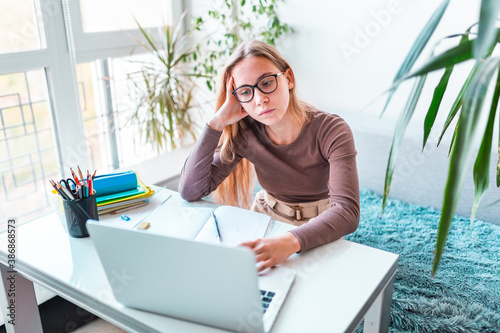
[240, 232, 301, 272]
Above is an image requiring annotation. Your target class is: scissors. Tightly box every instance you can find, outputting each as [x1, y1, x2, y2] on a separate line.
[60, 178, 77, 194]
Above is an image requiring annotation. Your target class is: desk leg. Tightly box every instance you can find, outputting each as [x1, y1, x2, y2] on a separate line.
[363, 273, 395, 333]
[0, 264, 43, 333]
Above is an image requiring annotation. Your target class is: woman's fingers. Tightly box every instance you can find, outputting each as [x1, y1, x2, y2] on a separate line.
[226, 76, 235, 99]
[240, 239, 259, 249]
[257, 259, 274, 272]
[256, 253, 268, 262]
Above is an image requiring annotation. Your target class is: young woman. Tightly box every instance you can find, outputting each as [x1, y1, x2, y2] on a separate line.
[179, 40, 359, 272]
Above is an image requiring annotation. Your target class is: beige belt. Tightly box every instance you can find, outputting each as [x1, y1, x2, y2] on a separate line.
[263, 191, 329, 221]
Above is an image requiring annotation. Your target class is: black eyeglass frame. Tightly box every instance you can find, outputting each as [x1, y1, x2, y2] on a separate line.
[231, 72, 284, 103]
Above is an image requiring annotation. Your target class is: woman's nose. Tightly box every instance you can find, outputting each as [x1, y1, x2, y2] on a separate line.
[254, 89, 268, 105]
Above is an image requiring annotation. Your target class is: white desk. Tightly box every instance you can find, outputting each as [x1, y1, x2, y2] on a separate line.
[0, 189, 398, 333]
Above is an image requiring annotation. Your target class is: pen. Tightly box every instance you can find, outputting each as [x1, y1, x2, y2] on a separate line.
[212, 212, 221, 242]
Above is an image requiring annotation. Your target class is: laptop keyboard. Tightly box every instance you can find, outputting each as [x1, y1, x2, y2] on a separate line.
[260, 289, 276, 314]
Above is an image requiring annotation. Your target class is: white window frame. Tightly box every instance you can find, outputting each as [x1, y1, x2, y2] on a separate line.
[0, 0, 183, 175]
[67, 0, 182, 62]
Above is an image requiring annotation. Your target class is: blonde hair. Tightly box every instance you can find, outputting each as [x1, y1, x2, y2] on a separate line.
[212, 40, 311, 208]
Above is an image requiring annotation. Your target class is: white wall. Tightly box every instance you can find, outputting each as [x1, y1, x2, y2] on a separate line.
[185, 0, 500, 223]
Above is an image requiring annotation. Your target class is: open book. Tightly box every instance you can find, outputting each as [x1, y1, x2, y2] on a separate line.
[141, 205, 275, 246]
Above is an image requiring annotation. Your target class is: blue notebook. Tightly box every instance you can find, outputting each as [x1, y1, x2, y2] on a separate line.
[93, 171, 138, 197]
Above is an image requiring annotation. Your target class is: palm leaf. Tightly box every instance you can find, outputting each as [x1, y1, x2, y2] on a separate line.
[409, 39, 475, 78]
[423, 65, 453, 149]
[380, 34, 481, 99]
[432, 56, 500, 276]
[470, 64, 500, 227]
[423, 34, 470, 149]
[382, 74, 427, 213]
[474, 0, 500, 60]
[135, 20, 167, 68]
[381, 0, 449, 116]
[498, 102, 500, 188]
[438, 29, 500, 146]
[402, 27, 500, 82]
[448, 118, 460, 157]
[438, 67, 474, 147]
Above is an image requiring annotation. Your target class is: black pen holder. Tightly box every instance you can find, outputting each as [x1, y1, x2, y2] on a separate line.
[62, 194, 99, 238]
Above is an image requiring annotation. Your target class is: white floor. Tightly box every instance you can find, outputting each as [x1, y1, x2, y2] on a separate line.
[72, 318, 125, 333]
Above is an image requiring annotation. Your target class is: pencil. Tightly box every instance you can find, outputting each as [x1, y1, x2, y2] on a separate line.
[55, 183, 71, 200]
[91, 169, 97, 180]
[49, 179, 65, 198]
[70, 167, 80, 185]
[77, 166, 84, 182]
[88, 177, 93, 196]
[49, 179, 64, 197]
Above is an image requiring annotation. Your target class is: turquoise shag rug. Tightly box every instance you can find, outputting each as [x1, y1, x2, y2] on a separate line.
[346, 189, 500, 333]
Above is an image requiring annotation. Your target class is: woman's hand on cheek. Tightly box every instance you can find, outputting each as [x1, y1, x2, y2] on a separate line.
[208, 76, 248, 132]
[240, 232, 301, 272]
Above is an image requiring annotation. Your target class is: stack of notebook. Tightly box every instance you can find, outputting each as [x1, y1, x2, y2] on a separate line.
[93, 170, 154, 215]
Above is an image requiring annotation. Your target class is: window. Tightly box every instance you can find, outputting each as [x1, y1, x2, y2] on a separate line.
[0, 0, 182, 226]
[79, 0, 169, 32]
[0, 0, 45, 53]
[0, 70, 57, 223]
[75, 55, 160, 172]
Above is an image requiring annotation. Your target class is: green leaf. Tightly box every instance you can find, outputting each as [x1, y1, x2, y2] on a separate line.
[381, 0, 449, 116]
[438, 67, 474, 147]
[432, 56, 500, 276]
[241, 0, 246, 6]
[423, 64, 453, 149]
[438, 29, 500, 146]
[134, 20, 167, 67]
[448, 118, 460, 157]
[423, 34, 470, 149]
[382, 74, 427, 214]
[470, 64, 500, 227]
[498, 115, 500, 188]
[474, 0, 500, 60]
[491, 66, 500, 189]
[407, 38, 475, 78]
[403, 26, 500, 84]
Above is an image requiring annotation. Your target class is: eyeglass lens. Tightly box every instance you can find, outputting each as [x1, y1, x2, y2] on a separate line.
[233, 75, 279, 103]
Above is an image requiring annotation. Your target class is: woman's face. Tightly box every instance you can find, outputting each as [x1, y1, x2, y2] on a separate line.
[231, 56, 294, 126]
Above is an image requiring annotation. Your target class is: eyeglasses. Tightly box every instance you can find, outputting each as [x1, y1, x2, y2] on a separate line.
[232, 72, 284, 103]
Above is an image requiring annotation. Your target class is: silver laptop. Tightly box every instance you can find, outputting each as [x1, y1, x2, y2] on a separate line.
[87, 220, 295, 333]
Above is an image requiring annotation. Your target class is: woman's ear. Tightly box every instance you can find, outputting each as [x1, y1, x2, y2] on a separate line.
[285, 69, 295, 90]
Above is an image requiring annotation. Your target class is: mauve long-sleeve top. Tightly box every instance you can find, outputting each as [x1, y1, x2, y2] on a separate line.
[178, 110, 360, 252]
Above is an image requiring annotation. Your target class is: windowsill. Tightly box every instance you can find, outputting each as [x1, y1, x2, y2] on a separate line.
[124, 143, 194, 189]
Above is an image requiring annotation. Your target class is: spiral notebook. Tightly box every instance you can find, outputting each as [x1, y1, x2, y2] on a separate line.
[141, 205, 275, 245]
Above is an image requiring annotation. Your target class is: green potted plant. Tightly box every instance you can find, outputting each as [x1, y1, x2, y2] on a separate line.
[127, 1, 292, 150]
[192, 0, 293, 92]
[380, 0, 500, 275]
[127, 11, 207, 151]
